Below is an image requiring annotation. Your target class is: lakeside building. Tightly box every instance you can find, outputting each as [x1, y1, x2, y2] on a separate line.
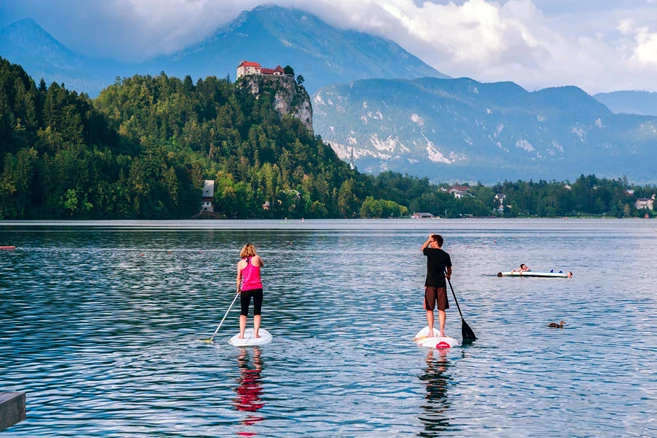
[495, 193, 506, 214]
[411, 212, 435, 219]
[449, 185, 470, 199]
[201, 180, 215, 213]
[635, 196, 655, 211]
[236, 61, 288, 79]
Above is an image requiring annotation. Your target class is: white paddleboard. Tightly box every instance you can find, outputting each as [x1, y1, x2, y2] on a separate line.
[497, 271, 570, 278]
[229, 328, 272, 347]
[414, 326, 460, 349]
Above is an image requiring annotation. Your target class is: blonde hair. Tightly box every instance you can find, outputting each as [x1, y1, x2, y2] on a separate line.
[240, 243, 257, 259]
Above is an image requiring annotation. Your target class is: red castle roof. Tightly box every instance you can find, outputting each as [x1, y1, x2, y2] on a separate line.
[239, 61, 261, 68]
[261, 65, 285, 75]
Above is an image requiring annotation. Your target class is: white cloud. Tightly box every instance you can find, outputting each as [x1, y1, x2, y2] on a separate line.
[5, 0, 657, 92]
[277, 0, 657, 92]
[618, 20, 657, 65]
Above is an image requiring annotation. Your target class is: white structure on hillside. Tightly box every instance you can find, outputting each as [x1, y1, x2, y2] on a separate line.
[201, 180, 215, 213]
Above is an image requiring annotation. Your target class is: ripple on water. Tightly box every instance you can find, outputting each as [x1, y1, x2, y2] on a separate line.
[0, 220, 656, 436]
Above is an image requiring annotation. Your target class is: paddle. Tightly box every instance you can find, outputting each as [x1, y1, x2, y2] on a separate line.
[445, 274, 477, 342]
[202, 290, 240, 343]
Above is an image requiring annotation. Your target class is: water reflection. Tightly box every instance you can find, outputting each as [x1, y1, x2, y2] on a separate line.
[418, 350, 452, 437]
[234, 347, 265, 435]
[1, 222, 656, 436]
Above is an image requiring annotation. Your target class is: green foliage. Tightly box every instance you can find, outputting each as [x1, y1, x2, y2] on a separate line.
[359, 196, 408, 218]
[492, 175, 655, 218]
[367, 171, 655, 218]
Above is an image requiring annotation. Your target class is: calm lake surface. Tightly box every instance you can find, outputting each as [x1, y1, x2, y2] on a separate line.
[1, 219, 656, 437]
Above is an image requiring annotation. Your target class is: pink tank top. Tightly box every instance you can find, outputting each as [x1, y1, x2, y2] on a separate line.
[240, 257, 262, 291]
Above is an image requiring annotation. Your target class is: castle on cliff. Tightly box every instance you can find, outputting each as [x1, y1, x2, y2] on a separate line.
[236, 61, 291, 79]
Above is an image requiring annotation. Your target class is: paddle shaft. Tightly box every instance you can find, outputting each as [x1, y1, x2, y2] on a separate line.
[210, 291, 240, 342]
[445, 276, 465, 320]
[445, 271, 477, 341]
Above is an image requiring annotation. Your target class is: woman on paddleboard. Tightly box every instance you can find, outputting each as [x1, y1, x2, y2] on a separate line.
[237, 243, 264, 339]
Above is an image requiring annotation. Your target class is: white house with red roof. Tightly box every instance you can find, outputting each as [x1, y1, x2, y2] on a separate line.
[449, 185, 470, 199]
[237, 61, 286, 79]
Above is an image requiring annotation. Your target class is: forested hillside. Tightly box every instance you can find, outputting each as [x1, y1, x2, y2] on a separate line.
[0, 56, 390, 219]
[94, 71, 372, 219]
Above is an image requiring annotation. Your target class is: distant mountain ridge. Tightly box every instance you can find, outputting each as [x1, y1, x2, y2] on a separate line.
[0, 5, 448, 95]
[594, 91, 657, 116]
[0, 18, 104, 94]
[154, 5, 448, 92]
[313, 77, 657, 183]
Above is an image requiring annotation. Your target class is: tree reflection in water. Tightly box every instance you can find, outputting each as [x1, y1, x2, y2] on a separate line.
[234, 347, 264, 435]
[418, 349, 452, 436]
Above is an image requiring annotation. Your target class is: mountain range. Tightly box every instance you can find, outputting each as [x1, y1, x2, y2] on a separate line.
[313, 77, 657, 183]
[155, 5, 447, 92]
[594, 91, 657, 117]
[0, 5, 447, 96]
[0, 18, 105, 95]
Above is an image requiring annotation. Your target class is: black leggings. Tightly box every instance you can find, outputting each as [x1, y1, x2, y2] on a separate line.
[240, 289, 263, 316]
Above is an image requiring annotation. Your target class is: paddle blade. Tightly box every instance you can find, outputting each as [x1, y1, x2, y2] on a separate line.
[461, 320, 477, 341]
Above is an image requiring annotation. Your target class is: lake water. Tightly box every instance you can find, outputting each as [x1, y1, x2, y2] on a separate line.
[1, 219, 656, 437]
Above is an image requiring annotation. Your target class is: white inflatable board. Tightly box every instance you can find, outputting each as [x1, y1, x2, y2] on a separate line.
[229, 328, 272, 347]
[414, 326, 460, 349]
[497, 271, 570, 278]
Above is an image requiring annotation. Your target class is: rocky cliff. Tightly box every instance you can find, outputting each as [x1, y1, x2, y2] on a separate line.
[238, 74, 313, 132]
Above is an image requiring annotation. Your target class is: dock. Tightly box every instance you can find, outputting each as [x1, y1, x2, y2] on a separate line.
[0, 392, 26, 431]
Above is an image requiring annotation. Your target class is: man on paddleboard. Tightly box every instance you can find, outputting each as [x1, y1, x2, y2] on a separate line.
[421, 234, 452, 338]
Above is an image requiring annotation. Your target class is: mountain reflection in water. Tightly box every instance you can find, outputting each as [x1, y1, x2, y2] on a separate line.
[418, 349, 453, 436]
[234, 347, 264, 435]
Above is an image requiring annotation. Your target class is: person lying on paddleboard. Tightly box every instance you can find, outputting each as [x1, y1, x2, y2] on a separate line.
[236, 243, 265, 339]
[512, 263, 531, 273]
[421, 234, 452, 338]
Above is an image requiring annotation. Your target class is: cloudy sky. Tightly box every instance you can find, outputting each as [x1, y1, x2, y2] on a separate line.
[2, 0, 657, 93]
